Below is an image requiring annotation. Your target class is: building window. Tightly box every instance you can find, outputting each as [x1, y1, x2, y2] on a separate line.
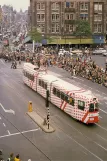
[69, 25, 74, 32]
[70, 2, 74, 8]
[65, 13, 74, 20]
[51, 14, 59, 21]
[65, 2, 75, 8]
[51, 24, 60, 33]
[52, 14, 55, 21]
[41, 14, 45, 21]
[94, 24, 102, 33]
[51, 2, 59, 10]
[37, 14, 45, 22]
[41, 24, 45, 33]
[37, 2, 45, 10]
[37, 3, 41, 10]
[41, 3, 45, 9]
[94, 15, 102, 21]
[80, 3, 88, 10]
[37, 14, 40, 21]
[66, 24, 74, 33]
[94, 4, 102, 11]
[80, 14, 88, 21]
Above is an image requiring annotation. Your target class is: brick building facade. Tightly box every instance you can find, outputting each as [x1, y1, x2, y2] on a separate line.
[29, 0, 107, 44]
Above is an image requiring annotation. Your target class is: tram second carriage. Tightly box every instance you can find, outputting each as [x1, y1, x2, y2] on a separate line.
[23, 63, 99, 124]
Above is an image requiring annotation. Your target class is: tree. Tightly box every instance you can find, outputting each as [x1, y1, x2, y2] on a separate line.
[29, 27, 42, 43]
[74, 20, 92, 43]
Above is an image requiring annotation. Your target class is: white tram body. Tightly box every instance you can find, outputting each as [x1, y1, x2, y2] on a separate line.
[23, 63, 99, 124]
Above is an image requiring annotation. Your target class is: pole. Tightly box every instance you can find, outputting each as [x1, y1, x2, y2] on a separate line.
[46, 90, 50, 129]
[33, 40, 35, 53]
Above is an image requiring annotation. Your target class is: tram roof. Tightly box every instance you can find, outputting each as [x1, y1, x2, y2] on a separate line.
[40, 74, 95, 100]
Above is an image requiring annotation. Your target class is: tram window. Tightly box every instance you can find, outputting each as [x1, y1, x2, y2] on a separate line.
[31, 75, 34, 81]
[61, 92, 65, 100]
[57, 90, 61, 98]
[42, 81, 44, 88]
[53, 87, 56, 95]
[69, 97, 75, 106]
[44, 83, 47, 89]
[95, 103, 99, 111]
[65, 95, 69, 103]
[89, 103, 94, 112]
[78, 100, 85, 110]
[39, 79, 42, 86]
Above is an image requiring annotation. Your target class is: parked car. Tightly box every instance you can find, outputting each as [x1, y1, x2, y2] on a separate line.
[102, 52, 107, 56]
[92, 48, 107, 55]
[71, 50, 83, 56]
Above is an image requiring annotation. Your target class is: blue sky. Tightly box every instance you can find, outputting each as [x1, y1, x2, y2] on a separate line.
[0, 0, 29, 11]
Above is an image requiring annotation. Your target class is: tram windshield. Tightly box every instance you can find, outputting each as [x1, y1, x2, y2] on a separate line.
[89, 103, 99, 112]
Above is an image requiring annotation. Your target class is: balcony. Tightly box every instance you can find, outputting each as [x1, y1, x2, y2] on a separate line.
[65, 8, 75, 13]
[65, 20, 76, 24]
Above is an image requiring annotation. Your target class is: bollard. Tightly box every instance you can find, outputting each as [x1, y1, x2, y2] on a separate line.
[28, 101, 33, 112]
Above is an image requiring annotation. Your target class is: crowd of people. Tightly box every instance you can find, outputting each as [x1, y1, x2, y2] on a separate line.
[0, 151, 22, 161]
[0, 47, 107, 88]
[56, 55, 107, 87]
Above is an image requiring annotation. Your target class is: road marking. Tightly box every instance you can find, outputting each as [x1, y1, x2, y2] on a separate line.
[67, 134, 103, 161]
[3, 123, 6, 127]
[0, 128, 40, 139]
[96, 123, 107, 132]
[7, 130, 11, 135]
[97, 134, 107, 143]
[100, 108, 107, 114]
[95, 142, 107, 151]
[0, 103, 15, 115]
[82, 151, 87, 155]
[0, 59, 6, 65]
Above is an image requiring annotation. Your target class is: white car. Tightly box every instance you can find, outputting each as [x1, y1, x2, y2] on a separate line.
[99, 48, 106, 53]
[93, 48, 107, 55]
[102, 52, 107, 56]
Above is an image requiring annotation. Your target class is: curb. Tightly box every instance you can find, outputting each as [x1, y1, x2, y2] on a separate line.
[27, 112, 55, 133]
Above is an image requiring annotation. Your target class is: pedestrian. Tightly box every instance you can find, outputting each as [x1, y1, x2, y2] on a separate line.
[7, 153, 14, 161]
[14, 154, 21, 161]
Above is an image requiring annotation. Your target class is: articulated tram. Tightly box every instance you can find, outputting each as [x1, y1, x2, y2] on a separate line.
[23, 63, 99, 124]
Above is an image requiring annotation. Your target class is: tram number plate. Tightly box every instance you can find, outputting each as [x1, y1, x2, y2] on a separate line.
[90, 118, 94, 121]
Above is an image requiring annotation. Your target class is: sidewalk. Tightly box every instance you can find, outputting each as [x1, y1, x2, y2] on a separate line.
[27, 111, 55, 133]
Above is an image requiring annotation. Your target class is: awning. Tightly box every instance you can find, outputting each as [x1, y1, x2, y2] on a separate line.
[47, 38, 93, 44]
